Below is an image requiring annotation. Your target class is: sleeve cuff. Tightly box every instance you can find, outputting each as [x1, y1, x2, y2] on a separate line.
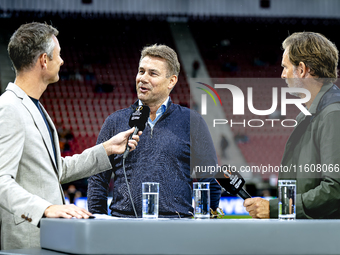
[295, 193, 309, 219]
[269, 198, 278, 219]
[97, 144, 112, 170]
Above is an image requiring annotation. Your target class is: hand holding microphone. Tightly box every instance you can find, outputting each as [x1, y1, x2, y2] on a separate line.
[102, 127, 142, 156]
[102, 104, 149, 156]
[123, 105, 150, 159]
[215, 167, 270, 218]
[243, 197, 270, 219]
[215, 167, 270, 219]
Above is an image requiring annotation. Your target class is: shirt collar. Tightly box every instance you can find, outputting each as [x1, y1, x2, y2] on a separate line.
[296, 82, 333, 122]
[308, 82, 333, 114]
[29, 96, 39, 105]
[138, 96, 170, 112]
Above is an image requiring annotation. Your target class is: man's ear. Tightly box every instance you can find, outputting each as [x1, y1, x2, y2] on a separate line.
[298, 62, 310, 78]
[168, 75, 178, 91]
[39, 53, 48, 70]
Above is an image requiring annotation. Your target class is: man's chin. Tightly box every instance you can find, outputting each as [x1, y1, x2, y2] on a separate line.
[48, 76, 59, 85]
[288, 92, 301, 98]
[137, 93, 148, 101]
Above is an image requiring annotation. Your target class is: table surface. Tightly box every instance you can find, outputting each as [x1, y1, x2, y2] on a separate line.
[1, 218, 340, 255]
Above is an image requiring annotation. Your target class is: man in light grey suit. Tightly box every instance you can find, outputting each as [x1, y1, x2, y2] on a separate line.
[0, 22, 141, 250]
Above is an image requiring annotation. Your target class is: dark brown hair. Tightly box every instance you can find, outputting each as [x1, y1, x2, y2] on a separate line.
[282, 32, 338, 82]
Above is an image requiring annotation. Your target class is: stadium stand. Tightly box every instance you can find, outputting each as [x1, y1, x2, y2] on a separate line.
[38, 17, 191, 156]
[2, 11, 340, 193]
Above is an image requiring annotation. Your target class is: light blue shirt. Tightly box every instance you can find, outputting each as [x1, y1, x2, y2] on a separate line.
[139, 97, 170, 129]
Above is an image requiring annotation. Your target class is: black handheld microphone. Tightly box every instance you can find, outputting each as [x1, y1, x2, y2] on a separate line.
[123, 105, 150, 159]
[122, 105, 150, 218]
[216, 167, 251, 200]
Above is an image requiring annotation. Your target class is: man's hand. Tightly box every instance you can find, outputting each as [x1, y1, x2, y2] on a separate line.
[243, 197, 270, 219]
[102, 127, 142, 156]
[44, 204, 92, 219]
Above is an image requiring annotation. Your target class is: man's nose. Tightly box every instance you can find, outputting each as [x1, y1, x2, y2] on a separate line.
[139, 73, 147, 83]
[281, 69, 286, 79]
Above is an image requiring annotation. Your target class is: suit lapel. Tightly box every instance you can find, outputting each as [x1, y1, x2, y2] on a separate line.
[21, 96, 59, 174]
[39, 106, 65, 203]
[39, 103, 63, 175]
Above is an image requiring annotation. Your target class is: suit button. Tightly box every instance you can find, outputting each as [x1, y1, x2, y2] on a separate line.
[28, 218, 32, 222]
[21, 214, 25, 219]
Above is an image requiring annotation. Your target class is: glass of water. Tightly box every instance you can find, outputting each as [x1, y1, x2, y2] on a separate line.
[278, 180, 296, 220]
[193, 182, 210, 219]
[142, 182, 159, 219]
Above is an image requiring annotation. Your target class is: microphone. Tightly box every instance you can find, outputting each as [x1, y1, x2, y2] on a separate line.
[216, 167, 252, 200]
[123, 105, 150, 159]
[122, 105, 150, 218]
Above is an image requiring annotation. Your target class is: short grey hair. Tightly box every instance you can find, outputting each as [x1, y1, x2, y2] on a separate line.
[140, 44, 180, 77]
[8, 22, 59, 73]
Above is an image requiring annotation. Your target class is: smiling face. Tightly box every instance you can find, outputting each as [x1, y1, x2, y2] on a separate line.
[136, 55, 177, 108]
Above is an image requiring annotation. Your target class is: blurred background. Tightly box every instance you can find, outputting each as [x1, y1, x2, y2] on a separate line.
[0, 0, 339, 216]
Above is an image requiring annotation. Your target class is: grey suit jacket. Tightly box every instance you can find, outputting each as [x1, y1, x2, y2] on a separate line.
[0, 83, 112, 250]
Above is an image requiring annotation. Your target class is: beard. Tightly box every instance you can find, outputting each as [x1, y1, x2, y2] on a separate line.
[286, 71, 304, 97]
